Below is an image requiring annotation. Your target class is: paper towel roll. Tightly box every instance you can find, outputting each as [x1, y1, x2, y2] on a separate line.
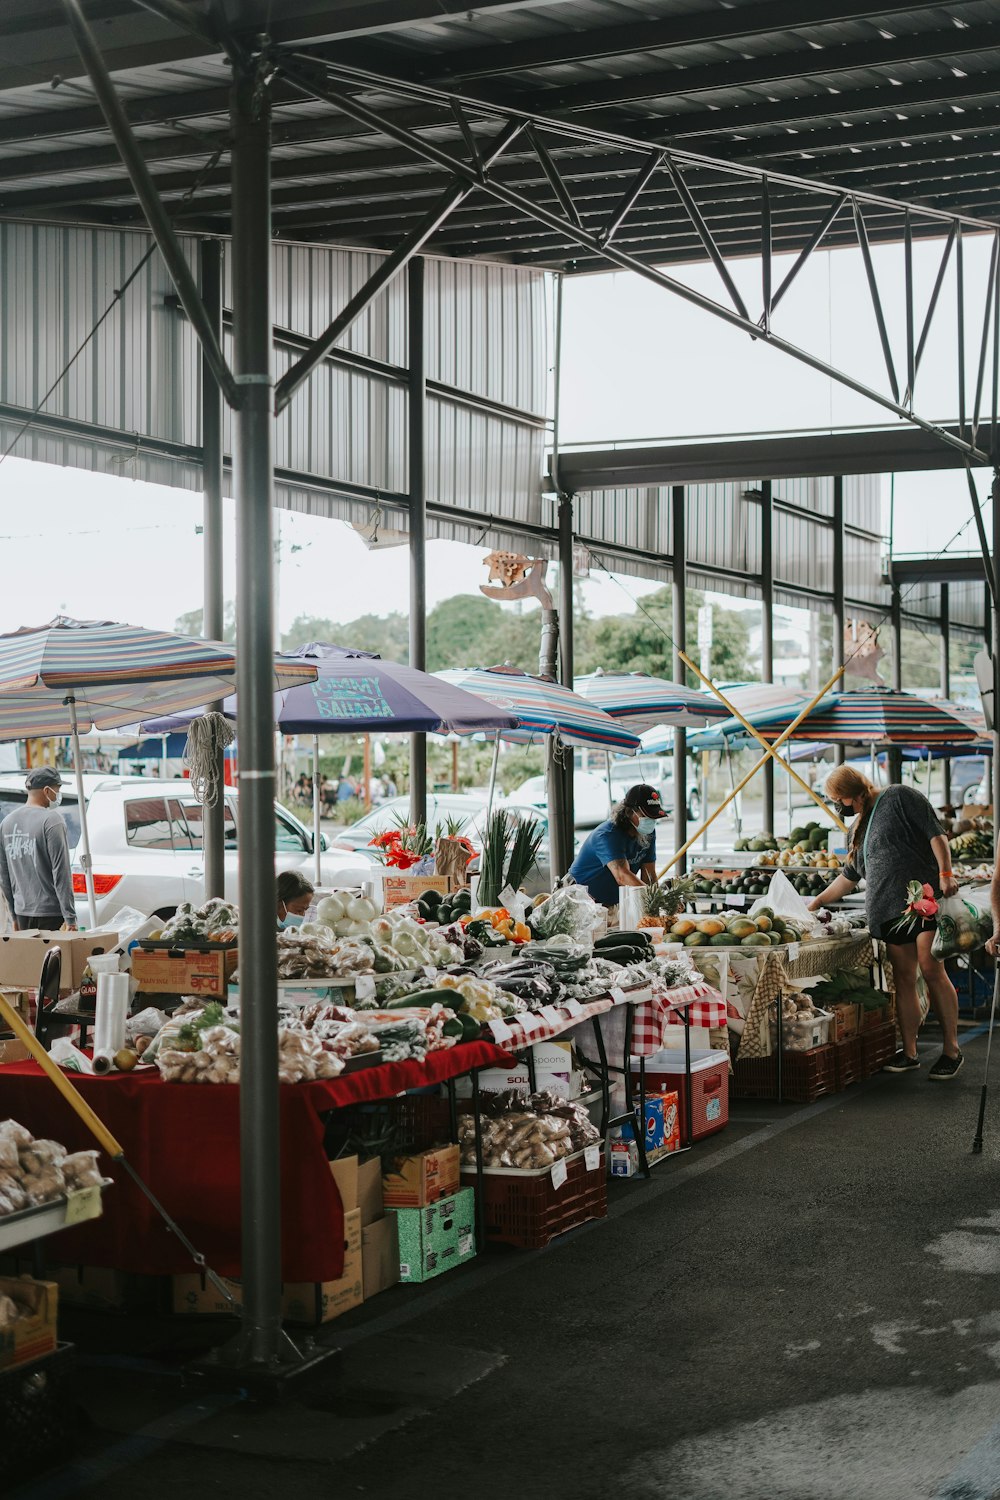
[93, 972, 130, 1056]
[618, 886, 646, 930]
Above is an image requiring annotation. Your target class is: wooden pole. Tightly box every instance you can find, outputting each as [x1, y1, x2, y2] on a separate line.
[0, 993, 124, 1158]
[363, 734, 371, 811]
[677, 651, 848, 829]
[452, 738, 459, 792]
[658, 663, 849, 878]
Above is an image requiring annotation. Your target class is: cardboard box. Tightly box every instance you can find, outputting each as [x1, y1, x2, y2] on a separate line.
[0, 1038, 32, 1066]
[830, 1002, 859, 1042]
[49, 1265, 162, 1313]
[362, 1215, 400, 1299]
[389, 1188, 476, 1284]
[0, 930, 117, 990]
[382, 1143, 460, 1209]
[454, 1040, 579, 1101]
[0, 1276, 58, 1370]
[358, 1157, 383, 1227]
[382, 874, 449, 910]
[131, 946, 236, 997]
[172, 1210, 365, 1325]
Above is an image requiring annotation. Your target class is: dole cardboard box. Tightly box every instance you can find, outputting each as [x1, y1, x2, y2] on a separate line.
[382, 874, 449, 910]
[0, 1276, 58, 1371]
[382, 1142, 460, 1209]
[131, 945, 236, 997]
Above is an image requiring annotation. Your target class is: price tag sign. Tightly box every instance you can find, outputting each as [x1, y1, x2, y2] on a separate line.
[610, 986, 627, 1006]
[354, 974, 376, 1001]
[564, 999, 584, 1017]
[64, 1185, 101, 1227]
[540, 1006, 561, 1027]
[520, 1012, 543, 1036]
[490, 1018, 514, 1045]
[725, 895, 744, 907]
[787, 942, 801, 962]
[550, 1158, 568, 1190]
[584, 1144, 601, 1171]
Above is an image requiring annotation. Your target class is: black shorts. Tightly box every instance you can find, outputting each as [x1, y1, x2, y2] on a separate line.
[875, 918, 936, 947]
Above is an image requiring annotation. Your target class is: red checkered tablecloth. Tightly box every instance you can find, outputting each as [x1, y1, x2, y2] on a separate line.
[631, 982, 728, 1056]
[485, 994, 615, 1051]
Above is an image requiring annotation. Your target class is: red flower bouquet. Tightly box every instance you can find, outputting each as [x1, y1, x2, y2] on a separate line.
[886, 880, 939, 938]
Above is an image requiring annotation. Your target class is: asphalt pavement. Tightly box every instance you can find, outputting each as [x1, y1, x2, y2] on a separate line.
[12, 1020, 1000, 1500]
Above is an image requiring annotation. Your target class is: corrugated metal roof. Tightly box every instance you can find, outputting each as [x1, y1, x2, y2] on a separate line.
[0, 2, 992, 269]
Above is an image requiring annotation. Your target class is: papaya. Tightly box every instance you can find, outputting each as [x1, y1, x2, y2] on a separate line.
[697, 917, 726, 937]
[684, 932, 708, 947]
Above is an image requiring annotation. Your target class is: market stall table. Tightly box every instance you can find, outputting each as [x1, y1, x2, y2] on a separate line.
[0, 1040, 513, 1283]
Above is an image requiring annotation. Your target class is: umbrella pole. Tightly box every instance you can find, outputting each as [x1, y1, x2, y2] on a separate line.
[313, 735, 322, 886]
[605, 751, 613, 818]
[67, 696, 97, 929]
[726, 743, 742, 839]
[786, 750, 793, 836]
[486, 736, 501, 819]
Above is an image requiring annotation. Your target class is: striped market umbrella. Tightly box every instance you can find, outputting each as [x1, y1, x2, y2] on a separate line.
[0, 617, 319, 925]
[648, 684, 827, 754]
[692, 688, 984, 751]
[436, 666, 639, 752]
[572, 671, 731, 733]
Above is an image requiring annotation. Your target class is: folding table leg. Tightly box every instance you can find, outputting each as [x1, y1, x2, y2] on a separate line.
[471, 1068, 486, 1252]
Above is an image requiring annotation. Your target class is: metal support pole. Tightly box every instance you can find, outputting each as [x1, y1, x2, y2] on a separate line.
[558, 494, 575, 866]
[760, 481, 775, 834]
[832, 476, 846, 769]
[200, 238, 226, 901]
[408, 257, 428, 828]
[940, 582, 952, 806]
[672, 485, 688, 872]
[231, 71, 283, 1370]
[889, 585, 903, 785]
[993, 474, 1000, 824]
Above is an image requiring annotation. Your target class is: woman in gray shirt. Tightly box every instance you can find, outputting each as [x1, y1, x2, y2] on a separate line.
[808, 765, 962, 1080]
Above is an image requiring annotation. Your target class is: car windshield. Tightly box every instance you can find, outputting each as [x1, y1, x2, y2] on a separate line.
[0, 790, 82, 849]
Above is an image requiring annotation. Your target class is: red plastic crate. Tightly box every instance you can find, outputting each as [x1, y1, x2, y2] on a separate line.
[463, 1151, 607, 1249]
[831, 1036, 863, 1090]
[630, 1052, 729, 1144]
[732, 1045, 836, 1103]
[860, 1022, 897, 1078]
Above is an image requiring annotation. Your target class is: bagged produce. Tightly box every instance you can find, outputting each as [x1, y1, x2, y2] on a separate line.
[931, 895, 992, 960]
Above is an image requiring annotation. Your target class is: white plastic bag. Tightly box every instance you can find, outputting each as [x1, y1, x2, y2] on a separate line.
[931, 895, 991, 960]
[748, 870, 822, 932]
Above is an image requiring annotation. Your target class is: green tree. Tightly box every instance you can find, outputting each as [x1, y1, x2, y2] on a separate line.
[576, 587, 751, 685]
[175, 603, 237, 642]
[281, 611, 409, 660]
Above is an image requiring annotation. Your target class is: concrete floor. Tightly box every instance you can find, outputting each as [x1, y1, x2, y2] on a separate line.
[12, 1024, 1000, 1500]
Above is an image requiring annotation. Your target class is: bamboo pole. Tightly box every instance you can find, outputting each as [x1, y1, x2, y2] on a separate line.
[0, 993, 123, 1158]
[658, 663, 849, 878]
[678, 651, 848, 829]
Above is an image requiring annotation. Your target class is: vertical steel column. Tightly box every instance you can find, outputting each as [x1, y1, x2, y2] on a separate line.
[558, 495, 575, 868]
[760, 481, 775, 833]
[672, 485, 688, 873]
[940, 582, 952, 806]
[889, 585, 903, 785]
[200, 238, 226, 900]
[993, 475, 1000, 825]
[832, 476, 846, 769]
[408, 257, 427, 827]
[231, 72, 282, 1368]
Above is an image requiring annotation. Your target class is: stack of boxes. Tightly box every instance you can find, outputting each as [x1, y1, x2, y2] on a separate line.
[382, 1141, 476, 1283]
[608, 1089, 681, 1177]
[0, 1276, 58, 1371]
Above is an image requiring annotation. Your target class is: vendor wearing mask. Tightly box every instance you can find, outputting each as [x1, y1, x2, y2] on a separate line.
[277, 869, 314, 928]
[567, 783, 666, 910]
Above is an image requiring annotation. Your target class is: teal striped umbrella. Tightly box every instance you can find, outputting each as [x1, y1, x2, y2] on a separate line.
[0, 618, 318, 925]
[692, 688, 983, 750]
[572, 671, 731, 732]
[436, 665, 639, 752]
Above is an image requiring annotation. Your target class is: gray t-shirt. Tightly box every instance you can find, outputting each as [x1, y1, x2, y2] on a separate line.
[0, 805, 76, 923]
[843, 784, 943, 937]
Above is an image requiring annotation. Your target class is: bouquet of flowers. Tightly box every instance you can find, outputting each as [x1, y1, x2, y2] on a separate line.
[368, 817, 434, 870]
[886, 880, 939, 939]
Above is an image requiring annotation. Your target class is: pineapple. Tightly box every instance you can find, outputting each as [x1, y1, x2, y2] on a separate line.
[639, 876, 696, 928]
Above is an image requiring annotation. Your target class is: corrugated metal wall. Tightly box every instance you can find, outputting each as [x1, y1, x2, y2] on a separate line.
[0, 222, 548, 524]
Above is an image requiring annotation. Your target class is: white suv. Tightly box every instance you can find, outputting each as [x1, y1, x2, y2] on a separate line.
[0, 773, 374, 929]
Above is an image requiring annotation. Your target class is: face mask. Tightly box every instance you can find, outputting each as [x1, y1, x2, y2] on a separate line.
[279, 910, 304, 929]
[835, 801, 855, 820]
[49, 789, 62, 808]
[636, 816, 658, 836]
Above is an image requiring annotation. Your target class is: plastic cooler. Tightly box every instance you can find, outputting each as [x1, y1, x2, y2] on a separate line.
[630, 1049, 729, 1145]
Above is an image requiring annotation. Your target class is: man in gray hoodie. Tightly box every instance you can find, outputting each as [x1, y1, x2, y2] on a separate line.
[0, 768, 77, 931]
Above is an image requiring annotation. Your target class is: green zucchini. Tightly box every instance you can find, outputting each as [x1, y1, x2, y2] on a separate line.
[387, 988, 459, 1010]
[596, 930, 651, 949]
[594, 944, 648, 965]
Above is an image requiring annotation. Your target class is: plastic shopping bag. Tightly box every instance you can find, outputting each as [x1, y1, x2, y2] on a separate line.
[930, 894, 992, 960]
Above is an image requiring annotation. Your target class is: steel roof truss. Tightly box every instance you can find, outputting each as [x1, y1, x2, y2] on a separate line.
[597, 150, 660, 248]
[665, 159, 750, 323]
[972, 231, 999, 450]
[277, 55, 991, 467]
[852, 199, 899, 404]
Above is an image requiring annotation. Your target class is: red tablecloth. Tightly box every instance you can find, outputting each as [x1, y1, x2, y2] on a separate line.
[0, 1040, 512, 1280]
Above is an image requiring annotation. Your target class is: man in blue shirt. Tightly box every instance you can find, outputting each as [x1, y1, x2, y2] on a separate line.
[568, 784, 666, 908]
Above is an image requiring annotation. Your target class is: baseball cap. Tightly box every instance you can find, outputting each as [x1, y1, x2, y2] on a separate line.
[25, 768, 63, 790]
[623, 783, 667, 819]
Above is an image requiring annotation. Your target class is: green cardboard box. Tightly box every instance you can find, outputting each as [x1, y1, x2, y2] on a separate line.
[387, 1187, 476, 1284]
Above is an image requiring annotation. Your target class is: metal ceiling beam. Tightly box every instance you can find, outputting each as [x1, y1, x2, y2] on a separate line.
[413, 0, 948, 81]
[717, 94, 1000, 164]
[557, 427, 991, 492]
[279, 59, 991, 465]
[890, 555, 986, 585]
[530, 22, 1000, 114]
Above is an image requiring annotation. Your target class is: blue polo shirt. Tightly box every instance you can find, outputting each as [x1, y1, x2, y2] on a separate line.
[568, 818, 654, 906]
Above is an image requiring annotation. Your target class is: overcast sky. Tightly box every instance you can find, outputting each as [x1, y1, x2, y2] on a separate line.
[0, 230, 991, 640]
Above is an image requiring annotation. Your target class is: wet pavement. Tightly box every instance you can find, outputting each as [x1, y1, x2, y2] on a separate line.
[11, 1019, 1000, 1500]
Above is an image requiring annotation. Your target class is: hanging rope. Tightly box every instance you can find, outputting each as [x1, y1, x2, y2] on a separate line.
[183, 712, 235, 806]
